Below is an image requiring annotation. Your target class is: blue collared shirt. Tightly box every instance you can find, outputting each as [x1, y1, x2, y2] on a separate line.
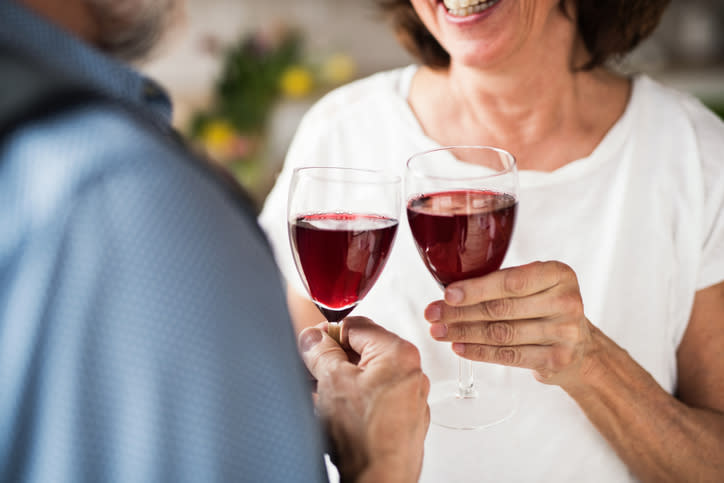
[0, 2, 326, 482]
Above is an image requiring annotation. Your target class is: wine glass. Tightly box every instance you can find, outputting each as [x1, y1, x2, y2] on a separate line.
[288, 167, 401, 341]
[405, 146, 519, 430]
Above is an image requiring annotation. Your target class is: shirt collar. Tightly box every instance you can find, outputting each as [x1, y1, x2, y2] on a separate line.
[0, 0, 172, 123]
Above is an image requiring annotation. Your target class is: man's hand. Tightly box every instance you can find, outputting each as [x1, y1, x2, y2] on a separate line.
[299, 317, 430, 483]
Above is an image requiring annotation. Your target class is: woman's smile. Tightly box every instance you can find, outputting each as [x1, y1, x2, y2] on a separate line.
[439, 0, 503, 21]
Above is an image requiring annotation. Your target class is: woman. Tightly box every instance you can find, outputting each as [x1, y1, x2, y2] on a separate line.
[259, 0, 724, 481]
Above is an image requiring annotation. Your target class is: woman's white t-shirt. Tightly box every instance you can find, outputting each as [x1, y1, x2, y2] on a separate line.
[259, 65, 724, 482]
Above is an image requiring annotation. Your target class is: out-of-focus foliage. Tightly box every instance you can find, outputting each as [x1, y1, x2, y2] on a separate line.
[188, 26, 357, 197]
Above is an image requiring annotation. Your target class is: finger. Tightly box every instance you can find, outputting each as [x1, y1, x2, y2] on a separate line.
[426, 291, 559, 323]
[451, 343, 553, 371]
[430, 318, 553, 346]
[444, 261, 570, 306]
[342, 316, 422, 371]
[299, 327, 353, 381]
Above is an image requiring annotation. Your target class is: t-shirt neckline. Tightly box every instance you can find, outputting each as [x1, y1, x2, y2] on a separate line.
[395, 64, 640, 187]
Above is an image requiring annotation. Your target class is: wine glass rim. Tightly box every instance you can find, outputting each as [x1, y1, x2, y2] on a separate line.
[293, 166, 401, 185]
[406, 145, 517, 180]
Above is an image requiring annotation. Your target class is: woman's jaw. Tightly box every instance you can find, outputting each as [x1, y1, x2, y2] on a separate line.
[424, 0, 578, 73]
[428, 0, 518, 68]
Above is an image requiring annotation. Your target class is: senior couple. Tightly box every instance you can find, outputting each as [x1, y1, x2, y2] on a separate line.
[1, 0, 722, 482]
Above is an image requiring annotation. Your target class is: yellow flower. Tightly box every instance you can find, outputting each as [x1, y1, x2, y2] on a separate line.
[280, 65, 314, 98]
[320, 53, 356, 85]
[201, 120, 236, 160]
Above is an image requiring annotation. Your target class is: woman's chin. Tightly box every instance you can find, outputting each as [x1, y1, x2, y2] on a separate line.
[445, 37, 514, 71]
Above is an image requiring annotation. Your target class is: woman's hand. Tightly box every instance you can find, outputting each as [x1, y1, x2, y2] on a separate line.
[425, 261, 599, 387]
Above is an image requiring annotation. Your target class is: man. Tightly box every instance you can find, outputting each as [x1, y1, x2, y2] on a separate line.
[0, 1, 429, 482]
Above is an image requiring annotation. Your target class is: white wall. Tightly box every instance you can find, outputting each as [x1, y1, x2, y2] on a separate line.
[141, 0, 414, 126]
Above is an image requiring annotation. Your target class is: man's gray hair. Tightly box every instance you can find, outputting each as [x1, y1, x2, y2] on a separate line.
[84, 0, 181, 62]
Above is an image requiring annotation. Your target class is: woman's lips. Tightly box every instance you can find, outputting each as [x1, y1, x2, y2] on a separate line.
[439, 0, 503, 23]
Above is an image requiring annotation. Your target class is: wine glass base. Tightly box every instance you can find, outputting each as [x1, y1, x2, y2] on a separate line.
[429, 380, 517, 430]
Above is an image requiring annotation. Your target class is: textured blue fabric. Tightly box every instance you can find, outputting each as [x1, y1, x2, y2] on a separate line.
[0, 2, 326, 482]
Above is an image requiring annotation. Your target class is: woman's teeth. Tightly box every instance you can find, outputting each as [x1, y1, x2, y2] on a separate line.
[443, 0, 500, 17]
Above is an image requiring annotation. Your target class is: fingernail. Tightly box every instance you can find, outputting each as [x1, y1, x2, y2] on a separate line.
[452, 343, 466, 354]
[430, 323, 448, 338]
[426, 305, 441, 322]
[299, 329, 323, 353]
[446, 288, 464, 304]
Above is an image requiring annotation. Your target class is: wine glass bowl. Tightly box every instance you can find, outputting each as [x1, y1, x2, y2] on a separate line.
[407, 190, 517, 288]
[288, 167, 401, 337]
[406, 146, 519, 430]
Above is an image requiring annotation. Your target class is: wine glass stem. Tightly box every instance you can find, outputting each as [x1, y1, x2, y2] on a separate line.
[327, 321, 341, 344]
[457, 358, 478, 398]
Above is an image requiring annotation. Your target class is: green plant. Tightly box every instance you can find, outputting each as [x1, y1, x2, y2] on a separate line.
[707, 101, 724, 120]
[190, 29, 305, 138]
[188, 26, 357, 202]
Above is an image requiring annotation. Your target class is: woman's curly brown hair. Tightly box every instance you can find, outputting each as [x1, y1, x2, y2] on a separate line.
[375, 0, 670, 70]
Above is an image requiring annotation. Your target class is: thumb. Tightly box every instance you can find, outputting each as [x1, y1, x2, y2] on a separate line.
[298, 326, 350, 381]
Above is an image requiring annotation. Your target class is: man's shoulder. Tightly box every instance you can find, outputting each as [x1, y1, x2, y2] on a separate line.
[1, 103, 198, 230]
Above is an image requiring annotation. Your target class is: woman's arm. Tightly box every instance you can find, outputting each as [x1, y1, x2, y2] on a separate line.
[565, 281, 724, 482]
[287, 286, 326, 334]
[426, 262, 724, 482]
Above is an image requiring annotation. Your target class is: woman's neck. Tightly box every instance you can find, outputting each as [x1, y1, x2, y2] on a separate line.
[408, 16, 630, 172]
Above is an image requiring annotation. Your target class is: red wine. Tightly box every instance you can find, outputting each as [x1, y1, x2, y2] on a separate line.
[289, 213, 398, 322]
[407, 190, 517, 287]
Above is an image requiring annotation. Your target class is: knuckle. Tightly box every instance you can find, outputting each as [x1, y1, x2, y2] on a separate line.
[465, 344, 488, 361]
[450, 323, 463, 340]
[552, 260, 571, 274]
[421, 373, 431, 398]
[554, 321, 580, 342]
[550, 346, 574, 370]
[487, 321, 515, 345]
[396, 340, 422, 368]
[531, 261, 546, 270]
[496, 347, 521, 366]
[481, 298, 513, 319]
[322, 364, 354, 393]
[451, 305, 466, 322]
[549, 261, 572, 283]
[556, 261, 581, 286]
[534, 369, 554, 383]
[504, 268, 528, 295]
[558, 292, 584, 317]
[305, 346, 337, 375]
[455, 323, 472, 341]
[571, 321, 584, 342]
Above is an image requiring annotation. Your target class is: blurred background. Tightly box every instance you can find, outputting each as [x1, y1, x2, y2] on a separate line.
[140, 0, 724, 206]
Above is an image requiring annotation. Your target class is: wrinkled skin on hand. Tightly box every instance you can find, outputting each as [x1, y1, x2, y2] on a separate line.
[426, 261, 598, 388]
[299, 317, 430, 483]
